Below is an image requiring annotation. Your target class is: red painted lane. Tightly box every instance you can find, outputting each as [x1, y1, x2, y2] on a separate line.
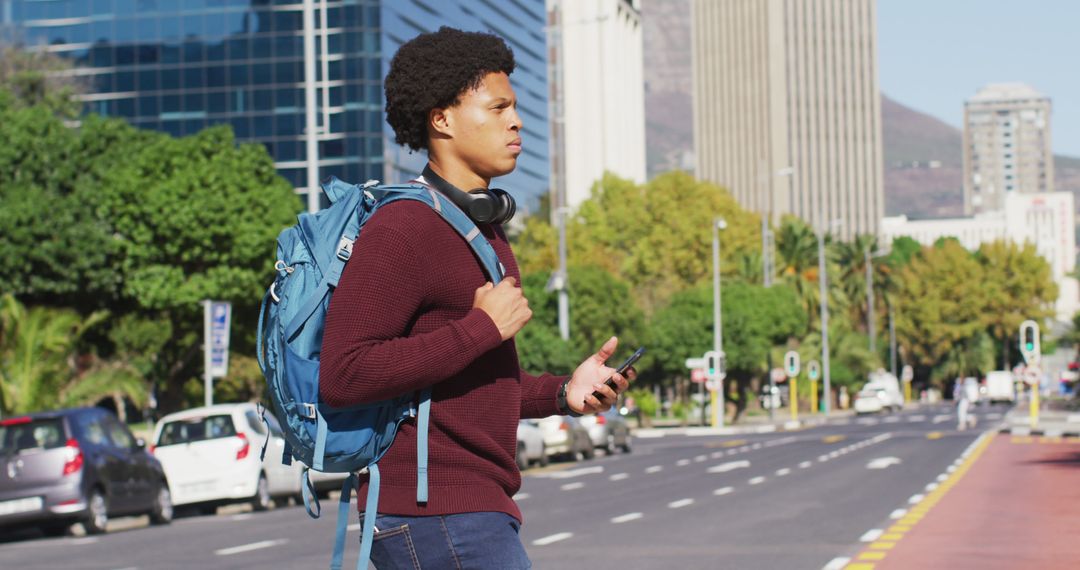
[877, 436, 1080, 570]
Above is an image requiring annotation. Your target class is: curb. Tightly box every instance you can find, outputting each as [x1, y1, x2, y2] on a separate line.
[998, 425, 1080, 438]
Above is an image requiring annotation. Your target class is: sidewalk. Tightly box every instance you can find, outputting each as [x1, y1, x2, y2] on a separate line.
[844, 432, 1080, 569]
[1000, 405, 1080, 437]
[633, 409, 856, 437]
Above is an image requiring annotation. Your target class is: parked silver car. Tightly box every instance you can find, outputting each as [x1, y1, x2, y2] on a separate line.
[1, 407, 172, 536]
[535, 415, 593, 461]
[515, 420, 548, 470]
[578, 408, 632, 455]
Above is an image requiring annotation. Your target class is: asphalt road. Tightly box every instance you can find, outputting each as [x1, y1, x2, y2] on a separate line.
[0, 404, 1004, 570]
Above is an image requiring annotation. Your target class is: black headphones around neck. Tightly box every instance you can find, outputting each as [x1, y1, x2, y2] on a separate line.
[420, 165, 516, 225]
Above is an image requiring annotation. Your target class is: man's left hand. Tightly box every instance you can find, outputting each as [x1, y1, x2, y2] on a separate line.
[566, 336, 636, 415]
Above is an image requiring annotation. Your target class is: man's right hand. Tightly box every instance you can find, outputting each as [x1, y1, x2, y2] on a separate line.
[473, 277, 532, 341]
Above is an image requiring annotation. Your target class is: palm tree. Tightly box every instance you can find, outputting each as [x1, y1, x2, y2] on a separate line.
[774, 217, 822, 325]
[0, 295, 146, 417]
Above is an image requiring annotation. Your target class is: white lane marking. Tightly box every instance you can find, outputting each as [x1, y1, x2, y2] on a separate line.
[866, 457, 902, 470]
[818, 455, 829, 462]
[70, 538, 99, 545]
[532, 532, 573, 546]
[751, 443, 763, 450]
[890, 509, 907, 519]
[799, 461, 812, 469]
[738, 446, 751, 452]
[766, 436, 798, 447]
[833, 419, 852, 425]
[932, 415, 951, 424]
[925, 483, 939, 492]
[609, 473, 629, 481]
[645, 465, 664, 474]
[908, 494, 925, 504]
[513, 493, 530, 500]
[695, 454, 708, 462]
[676, 459, 691, 467]
[215, 540, 287, 556]
[611, 512, 643, 524]
[708, 460, 751, 473]
[828, 451, 840, 458]
[560, 482, 585, 491]
[748, 476, 766, 485]
[714, 486, 734, 496]
[937, 474, 948, 482]
[884, 417, 900, 423]
[947, 465, 957, 473]
[823, 557, 851, 570]
[668, 498, 695, 509]
[711, 451, 725, 459]
[860, 529, 883, 542]
[545, 466, 605, 479]
[909, 414, 927, 421]
[775, 468, 791, 476]
[230, 514, 253, 521]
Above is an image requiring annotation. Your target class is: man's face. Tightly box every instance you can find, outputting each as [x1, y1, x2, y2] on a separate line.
[440, 72, 523, 180]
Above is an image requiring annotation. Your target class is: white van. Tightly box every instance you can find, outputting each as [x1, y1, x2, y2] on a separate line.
[984, 371, 1016, 403]
[855, 370, 904, 413]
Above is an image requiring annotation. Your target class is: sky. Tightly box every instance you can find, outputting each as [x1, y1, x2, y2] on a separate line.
[877, 0, 1079, 157]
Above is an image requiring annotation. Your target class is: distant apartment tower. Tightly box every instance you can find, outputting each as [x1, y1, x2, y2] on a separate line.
[691, 0, 884, 238]
[548, 0, 646, 211]
[963, 83, 1054, 215]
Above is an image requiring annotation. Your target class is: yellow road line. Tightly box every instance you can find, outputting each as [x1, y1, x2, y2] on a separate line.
[823, 435, 846, 444]
[926, 432, 943, 440]
[842, 433, 996, 569]
[718, 439, 747, 448]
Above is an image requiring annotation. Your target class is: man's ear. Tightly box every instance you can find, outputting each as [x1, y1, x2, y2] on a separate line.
[429, 107, 452, 138]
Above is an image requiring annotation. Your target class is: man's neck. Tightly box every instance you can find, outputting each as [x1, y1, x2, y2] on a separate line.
[427, 155, 489, 191]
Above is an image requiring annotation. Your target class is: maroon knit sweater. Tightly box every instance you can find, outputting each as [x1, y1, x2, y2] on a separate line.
[319, 199, 566, 522]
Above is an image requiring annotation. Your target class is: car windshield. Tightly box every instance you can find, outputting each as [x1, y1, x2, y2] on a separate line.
[156, 414, 237, 446]
[0, 418, 66, 454]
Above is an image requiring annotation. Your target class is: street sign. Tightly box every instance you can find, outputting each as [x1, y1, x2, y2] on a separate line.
[807, 360, 820, 381]
[1019, 320, 1040, 365]
[685, 357, 707, 369]
[901, 365, 914, 382]
[705, 379, 719, 391]
[784, 351, 800, 378]
[771, 368, 787, 383]
[690, 369, 706, 383]
[1023, 366, 1041, 385]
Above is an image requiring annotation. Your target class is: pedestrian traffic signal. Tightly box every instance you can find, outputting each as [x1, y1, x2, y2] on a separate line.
[1019, 320, 1040, 365]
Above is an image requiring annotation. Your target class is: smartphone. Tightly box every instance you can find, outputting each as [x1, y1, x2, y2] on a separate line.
[591, 346, 645, 401]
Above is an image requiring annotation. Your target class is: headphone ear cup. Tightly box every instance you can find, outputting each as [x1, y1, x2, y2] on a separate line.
[466, 192, 497, 224]
[491, 189, 516, 224]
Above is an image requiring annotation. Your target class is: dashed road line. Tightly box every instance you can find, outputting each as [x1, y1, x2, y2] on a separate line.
[748, 476, 766, 485]
[611, 512, 643, 524]
[532, 532, 573, 546]
[860, 529, 883, 542]
[645, 465, 664, 474]
[609, 473, 629, 481]
[560, 482, 585, 491]
[708, 460, 750, 473]
[713, 486, 734, 496]
[775, 468, 791, 476]
[513, 492, 530, 500]
[799, 461, 812, 469]
[215, 540, 287, 556]
[668, 498, 695, 509]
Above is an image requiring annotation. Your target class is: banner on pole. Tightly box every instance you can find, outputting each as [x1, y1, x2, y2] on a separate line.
[207, 301, 231, 378]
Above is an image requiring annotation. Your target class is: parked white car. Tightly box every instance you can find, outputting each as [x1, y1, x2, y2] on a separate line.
[984, 371, 1016, 403]
[535, 415, 593, 461]
[516, 420, 547, 469]
[151, 403, 302, 511]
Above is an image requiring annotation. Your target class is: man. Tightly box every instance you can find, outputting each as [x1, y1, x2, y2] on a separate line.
[320, 27, 634, 569]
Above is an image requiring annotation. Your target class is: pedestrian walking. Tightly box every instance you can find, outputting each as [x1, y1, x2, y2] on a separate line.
[318, 27, 636, 569]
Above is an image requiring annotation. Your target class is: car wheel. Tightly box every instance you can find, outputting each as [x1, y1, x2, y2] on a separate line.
[251, 474, 271, 512]
[515, 442, 529, 471]
[537, 444, 549, 467]
[620, 435, 632, 454]
[581, 437, 595, 460]
[83, 489, 108, 535]
[149, 482, 174, 525]
[604, 434, 617, 455]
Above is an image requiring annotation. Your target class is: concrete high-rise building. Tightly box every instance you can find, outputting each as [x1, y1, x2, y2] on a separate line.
[548, 0, 646, 212]
[691, 0, 884, 239]
[963, 83, 1054, 215]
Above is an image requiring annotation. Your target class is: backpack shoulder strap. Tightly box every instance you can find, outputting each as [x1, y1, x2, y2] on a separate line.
[373, 183, 505, 284]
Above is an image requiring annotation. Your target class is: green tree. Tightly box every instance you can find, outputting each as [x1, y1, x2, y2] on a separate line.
[0, 44, 87, 117]
[893, 241, 990, 390]
[975, 240, 1057, 369]
[517, 267, 645, 377]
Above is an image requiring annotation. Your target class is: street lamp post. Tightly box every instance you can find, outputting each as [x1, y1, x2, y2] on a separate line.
[760, 167, 794, 287]
[713, 217, 728, 428]
[818, 220, 841, 416]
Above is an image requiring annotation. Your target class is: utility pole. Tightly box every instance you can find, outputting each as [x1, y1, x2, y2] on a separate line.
[712, 218, 728, 428]
[865, 247, 875, 354]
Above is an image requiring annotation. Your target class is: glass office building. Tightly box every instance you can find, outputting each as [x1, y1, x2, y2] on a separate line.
[1, 0, 549, 209]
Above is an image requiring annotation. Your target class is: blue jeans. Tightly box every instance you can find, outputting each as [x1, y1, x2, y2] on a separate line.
[366, 511, 532, 570]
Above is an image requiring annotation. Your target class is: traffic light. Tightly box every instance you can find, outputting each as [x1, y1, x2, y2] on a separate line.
[1019, 320, 1040, 365]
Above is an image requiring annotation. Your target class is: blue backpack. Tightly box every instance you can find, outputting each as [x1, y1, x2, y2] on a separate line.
[256, 177, 503, 570]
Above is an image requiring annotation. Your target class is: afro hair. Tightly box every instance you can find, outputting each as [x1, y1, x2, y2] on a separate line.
[385, 26, 516, 152]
